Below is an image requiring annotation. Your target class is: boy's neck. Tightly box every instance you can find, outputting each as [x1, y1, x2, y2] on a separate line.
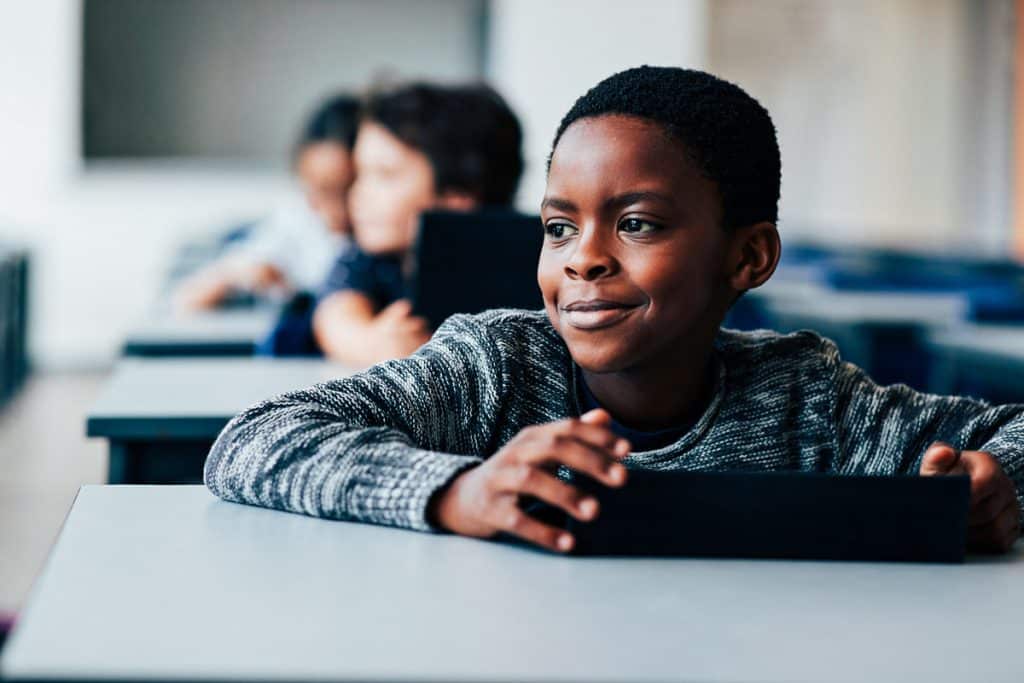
[580, 333, 718, 433]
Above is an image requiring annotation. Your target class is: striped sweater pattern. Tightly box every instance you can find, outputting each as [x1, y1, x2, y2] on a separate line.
[205, 308, 1024, 530]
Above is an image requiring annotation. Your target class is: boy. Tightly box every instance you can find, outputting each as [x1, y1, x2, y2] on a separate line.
[176, 95, 360, 310]
[313, 83, 524, 365]
[206, 67, 1022, 555]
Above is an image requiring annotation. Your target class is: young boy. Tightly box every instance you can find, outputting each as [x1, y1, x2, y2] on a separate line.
[313, 82, 524, 366]
[206, 67, 1023, 555]
[176, 95, 360, 310]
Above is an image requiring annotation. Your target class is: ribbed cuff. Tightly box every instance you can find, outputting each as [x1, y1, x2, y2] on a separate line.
[353, 450, 483, 532]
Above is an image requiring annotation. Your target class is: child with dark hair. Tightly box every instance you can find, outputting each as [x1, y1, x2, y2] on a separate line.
[176, 94, 360, 310]
[313, 82, 524, 365]
[206, 67, 1023, 555]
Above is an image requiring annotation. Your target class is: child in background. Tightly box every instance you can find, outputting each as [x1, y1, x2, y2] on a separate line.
[206, 67, 1022, 555]
[175, 95, 360, 311]
[313, 82, 523, 366]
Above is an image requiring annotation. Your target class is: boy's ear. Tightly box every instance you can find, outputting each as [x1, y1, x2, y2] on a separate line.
[435, 189, 479, 212]
[725, 221, 780, 292]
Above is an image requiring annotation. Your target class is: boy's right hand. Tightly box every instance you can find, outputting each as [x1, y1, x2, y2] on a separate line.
[430, 409, 630, 553]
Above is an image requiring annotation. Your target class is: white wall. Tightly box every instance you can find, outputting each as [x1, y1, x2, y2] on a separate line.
[0, 0, 486, 369]
[486, 0, 709, 213]
[709, 0, 1012, 253]
[1, 1, 293, 368]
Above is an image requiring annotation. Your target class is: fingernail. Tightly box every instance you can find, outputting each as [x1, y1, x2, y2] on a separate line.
[608, 464, 626, 484]
[557, 534, 574, 551]
[614, 439, 630, 457]
[578, 497, 598, 519]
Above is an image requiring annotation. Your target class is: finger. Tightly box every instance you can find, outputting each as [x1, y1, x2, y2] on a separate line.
[529, 437, 627, 488]
[378, 299, 414, 320]
[969, 488, 1011, 527]
[970, 502, 1021, 553]
[580, 408, 612, 426]
[564, 418, 632, 458]
[960, 451, 1002, 500]
[920, 442, 962, 476]
[496, 504, 575, 553]
[496, 465, 599, 522]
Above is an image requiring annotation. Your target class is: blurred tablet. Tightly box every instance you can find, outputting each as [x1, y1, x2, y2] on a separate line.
[566, 470, 970, 563]
[410, 210, 543, 328]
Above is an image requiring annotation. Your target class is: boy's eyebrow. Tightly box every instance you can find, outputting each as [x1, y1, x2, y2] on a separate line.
[603, 191, 674, 210]
[540, 196, 577, 212]
[541, 191, 674, 214]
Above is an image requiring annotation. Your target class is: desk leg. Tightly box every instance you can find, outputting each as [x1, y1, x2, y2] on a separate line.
[106, 440, 211, 485]
[107, 441, 142, 484]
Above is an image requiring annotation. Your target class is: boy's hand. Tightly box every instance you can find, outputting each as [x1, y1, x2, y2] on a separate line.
[430, 409, 630, 553]
[920, 443, 1021, 553]
[370, 299, 432, 361]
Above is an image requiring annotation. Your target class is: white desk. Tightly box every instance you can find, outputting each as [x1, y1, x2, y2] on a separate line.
[4, 485, 1023, 682]
[88, 358, 353, 484]
[122, 306, 280, 358]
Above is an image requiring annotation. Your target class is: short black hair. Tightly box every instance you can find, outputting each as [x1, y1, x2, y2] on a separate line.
[551, 66, 780, 229]
[298, 94, 360, 150]
[365, 82, 524, 206]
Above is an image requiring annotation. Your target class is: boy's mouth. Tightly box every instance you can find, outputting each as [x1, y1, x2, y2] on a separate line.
[560, 299, 640, 330]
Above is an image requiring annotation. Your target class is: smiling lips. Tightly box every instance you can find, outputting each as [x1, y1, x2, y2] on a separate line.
[560, 299, 641, 330]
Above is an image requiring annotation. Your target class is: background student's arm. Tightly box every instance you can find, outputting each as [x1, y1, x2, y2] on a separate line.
[312, 291, 430, 366]
[829, 341, 1024, 550]
[204, 313, 504, 530]
[174, 260, 286, 311]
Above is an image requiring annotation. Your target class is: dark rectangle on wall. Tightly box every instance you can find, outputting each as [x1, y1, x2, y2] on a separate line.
[82, 0, 486, 161]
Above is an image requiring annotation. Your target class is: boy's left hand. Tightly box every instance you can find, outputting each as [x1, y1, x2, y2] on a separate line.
[920, 443, 1021, 553]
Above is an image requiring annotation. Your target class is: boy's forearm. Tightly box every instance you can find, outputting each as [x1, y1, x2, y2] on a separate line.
[204, 403, 482, 530]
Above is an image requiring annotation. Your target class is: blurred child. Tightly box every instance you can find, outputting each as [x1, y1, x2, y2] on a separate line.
[313, 82, 523, 365]
[207, 67, 1024, 556]
[175, 95, 360, 310]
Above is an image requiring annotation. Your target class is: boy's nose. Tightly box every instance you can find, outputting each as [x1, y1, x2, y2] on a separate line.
[564, 233, 616, 280]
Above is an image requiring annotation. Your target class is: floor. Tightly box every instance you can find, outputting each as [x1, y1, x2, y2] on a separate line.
[0, 372, 107, 615]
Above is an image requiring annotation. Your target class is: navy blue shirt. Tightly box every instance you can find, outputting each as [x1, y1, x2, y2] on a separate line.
[320, 247, 407, 309]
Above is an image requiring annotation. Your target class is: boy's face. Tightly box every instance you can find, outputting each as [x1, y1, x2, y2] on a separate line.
[348, 121, 440, 255]
[297, 141, 355, 236]
[539, 115, 737, 374]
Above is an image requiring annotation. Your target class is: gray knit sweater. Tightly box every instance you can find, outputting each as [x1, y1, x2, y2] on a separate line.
[204, 308, 1024, 529]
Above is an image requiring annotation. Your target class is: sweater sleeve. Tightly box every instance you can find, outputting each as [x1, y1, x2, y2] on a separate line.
[203, 313, 506, 531]
[828, 338, 1024, 514]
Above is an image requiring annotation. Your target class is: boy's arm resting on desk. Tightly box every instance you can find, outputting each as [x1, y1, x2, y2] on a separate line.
[204, 313, 503, 531]
[827, 339, 1024, 512]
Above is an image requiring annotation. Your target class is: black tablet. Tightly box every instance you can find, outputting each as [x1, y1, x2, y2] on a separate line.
[409, 210, 544, 329]
[565, 470, 970, 563]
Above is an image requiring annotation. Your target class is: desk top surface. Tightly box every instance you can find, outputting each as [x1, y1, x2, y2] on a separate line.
[87, 358, 352, 438]
[927, 324, 1024, 362]
[123, 306, 279, 355]
[4, 485, 1023, 683]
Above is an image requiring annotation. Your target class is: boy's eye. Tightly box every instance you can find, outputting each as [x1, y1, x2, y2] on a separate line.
[544, 222, 579, 240]
[618, 217, 662, 234]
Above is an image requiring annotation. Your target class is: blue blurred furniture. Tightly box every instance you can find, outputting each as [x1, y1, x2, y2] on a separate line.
[0, 243, 29, 408]
[926, 324, 1024, 404]
[729, 242, 1024, 390]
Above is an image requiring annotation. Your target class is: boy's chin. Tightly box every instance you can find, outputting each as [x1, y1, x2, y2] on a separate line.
[567, 343, 638, 375]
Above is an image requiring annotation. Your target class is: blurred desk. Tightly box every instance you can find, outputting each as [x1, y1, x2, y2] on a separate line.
[4, 484, 1024, 683]
[761, 291, 965, 390]
[87, 357, 353, 484]
[122, 306, 279, 357]
[926, 324, 1024, 403]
